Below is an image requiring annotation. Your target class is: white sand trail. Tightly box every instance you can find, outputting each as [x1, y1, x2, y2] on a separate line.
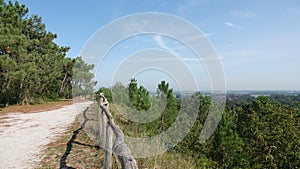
[0, 101, 93, 169]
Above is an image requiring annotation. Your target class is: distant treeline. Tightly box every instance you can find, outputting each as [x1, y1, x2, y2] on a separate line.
[226, 93, 300, 107]
[0, 1, 96, 107]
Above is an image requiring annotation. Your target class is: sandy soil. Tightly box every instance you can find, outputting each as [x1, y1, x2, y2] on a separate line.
[0, 101, 93, 169]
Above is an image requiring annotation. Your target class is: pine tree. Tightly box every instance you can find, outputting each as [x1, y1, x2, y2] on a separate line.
[157, 81, 178, 131]
[72, 56, 96, 98]
[0, 1, 92, 105]
[128, 78, 151, 111]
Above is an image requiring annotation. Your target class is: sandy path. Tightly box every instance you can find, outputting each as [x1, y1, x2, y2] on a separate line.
[0, 101, 93, 169]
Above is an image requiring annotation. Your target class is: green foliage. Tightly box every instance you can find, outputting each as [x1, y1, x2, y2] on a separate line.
[111, 82, 129, 105]
[210, 110, 246, 168]
[0, 1, 95, 106]
[174, 94, 300, 168]
[95, 87, 112, 102]
[157, 81, 178, 131]
[107, 84, 300, 168]
[72, 56, 96, 98]
[236, 96, 300, 168]
[99, 81, 179, 138]
[173, 92, 217, 168]
[128, 78, 151, 111]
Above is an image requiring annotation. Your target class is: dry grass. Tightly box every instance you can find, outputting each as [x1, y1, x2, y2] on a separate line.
[38, 118, 105, 168]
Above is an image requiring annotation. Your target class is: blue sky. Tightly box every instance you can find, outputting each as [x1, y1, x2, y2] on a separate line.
[11, 0, 300, 90]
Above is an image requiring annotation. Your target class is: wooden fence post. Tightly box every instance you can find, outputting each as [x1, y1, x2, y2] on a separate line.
[98, 93, 138, 169]
[104, 102, 113, 169]
[99, 108, 106, 149]
[104, 123, 113, 169]
[99, 95, 113, 169]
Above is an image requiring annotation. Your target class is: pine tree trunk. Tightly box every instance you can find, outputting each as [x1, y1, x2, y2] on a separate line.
[60, 72, 68, 93]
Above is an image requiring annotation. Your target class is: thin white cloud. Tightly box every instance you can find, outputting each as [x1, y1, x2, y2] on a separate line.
[153, 35, 167, 48]
[132, 55, 224, 63]
[224, 22, 235, 27]
[219, 50, 262, 57]
[167, 32, 216, 48]
[151, 34, 223, 63]
[224, 22, 243, 29]
[204, 32, 216, 37]
[177, 0, 207, 15]
[153, 35, 180, 56]
[231, 10, 256, 18]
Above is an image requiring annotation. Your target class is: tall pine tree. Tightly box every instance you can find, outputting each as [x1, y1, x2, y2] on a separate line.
[0, 1, 94, 105]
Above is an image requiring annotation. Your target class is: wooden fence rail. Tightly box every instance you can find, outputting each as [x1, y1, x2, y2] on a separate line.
[98, 93, 138, 169]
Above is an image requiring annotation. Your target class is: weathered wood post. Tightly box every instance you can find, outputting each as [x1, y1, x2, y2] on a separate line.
[104, 122, 113, 168]
[98, 96, 106, 149]
[100, 109, 106, 149]
[99, 93, 113, 169]
[99, 93, 138, 169]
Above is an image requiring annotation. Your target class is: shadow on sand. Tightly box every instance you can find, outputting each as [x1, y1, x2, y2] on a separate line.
[59, 106, 100, 169]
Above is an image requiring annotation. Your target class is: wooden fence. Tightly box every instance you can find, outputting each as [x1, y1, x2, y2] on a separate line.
[98, 93, 138, 169]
